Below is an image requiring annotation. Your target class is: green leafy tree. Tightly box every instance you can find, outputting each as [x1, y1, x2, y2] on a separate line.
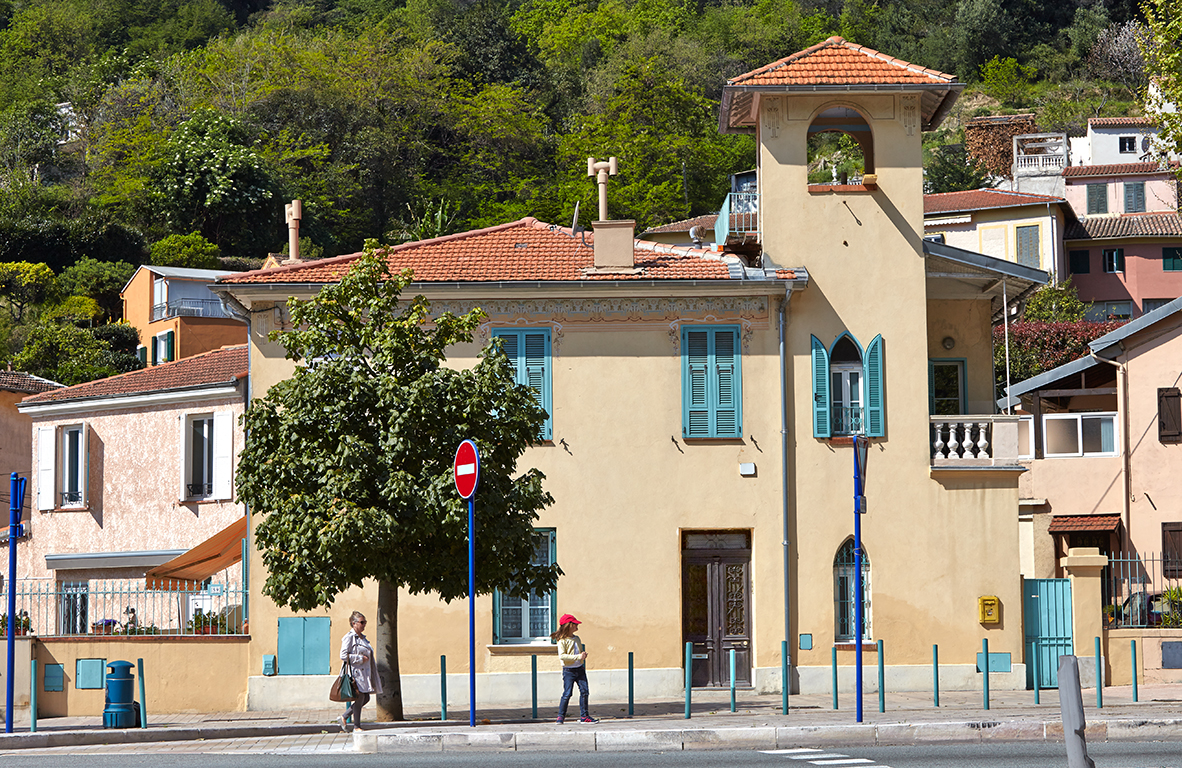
[1021, 278, 1089, 323]
[924, 143, 994, 193]
[235, 248, 558, 721]
[0, 261, 57, 322]
[1143, 0, 1182, 161]
[10, 321, 119, 385]
[979, 55, 1036, 106]
[91, 321, 143, 374]
[993, 320, 1123, 401]
[149, 232, 221, 269]
[57, 257, 137, 320]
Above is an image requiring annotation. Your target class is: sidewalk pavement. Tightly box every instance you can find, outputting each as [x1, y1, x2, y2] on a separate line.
[1, 684, 1180, 753]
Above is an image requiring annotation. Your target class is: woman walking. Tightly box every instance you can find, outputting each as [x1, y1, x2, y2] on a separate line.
[552, 613, 598, 723]
[339, 611, 382, 731]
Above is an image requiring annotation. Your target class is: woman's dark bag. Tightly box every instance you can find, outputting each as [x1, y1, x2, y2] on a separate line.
[329, 638, 357, 702]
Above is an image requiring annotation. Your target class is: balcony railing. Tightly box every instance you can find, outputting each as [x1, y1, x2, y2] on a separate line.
[186, 482, 212, 498]
[715, 192, 760, 245]
[151, 298, 229, 322]
[930, 415, 1020, 467]
[60, 490, 82, 506]
[1014, 154, 1067, 171]
[833, 406, 864, 436]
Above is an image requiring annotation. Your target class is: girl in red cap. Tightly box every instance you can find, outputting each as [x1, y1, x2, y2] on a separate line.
[551, 613, 597, 723]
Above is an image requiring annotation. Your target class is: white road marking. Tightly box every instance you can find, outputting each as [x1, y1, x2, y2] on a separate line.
[788, 755, 847, 760]
[762, 749, 824, 755]
[809, 760, 876, 765]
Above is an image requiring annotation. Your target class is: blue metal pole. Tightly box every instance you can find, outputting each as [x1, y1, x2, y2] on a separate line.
[468, 496, 476, 728]
[877, 639, 884, 713]
[627, 652, 634, 717]
[982, 638, 990, 711]
[684, 642, 692, 719]
[531, 654, 537, 719]
[1131, 640, 1138, 703]
[831, 646, 838, 710]
[29, 659, 36, 733]
[730, 649, 736, 712]
[853, 437, 864, 724]
[932, 644, 939, 707]
[137, 658, 147, 728]
[1033, 647, 1040, 704]
[441, 655, 448, 720]
[6, 472, 20, 734]
[781, 640, 788, 715]
[1095, 636, 1103, 709]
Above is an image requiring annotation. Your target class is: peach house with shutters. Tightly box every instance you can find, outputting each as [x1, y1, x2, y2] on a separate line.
[208, 36, 1061, 713]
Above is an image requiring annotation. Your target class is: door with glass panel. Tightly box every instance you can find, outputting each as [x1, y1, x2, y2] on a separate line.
[682, 531, 752, 688]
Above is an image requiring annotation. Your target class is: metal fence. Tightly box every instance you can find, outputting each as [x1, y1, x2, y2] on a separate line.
[1105, 552, 1182, 628]
[151, 298, 230, 322]
[1, 570, 246, 637]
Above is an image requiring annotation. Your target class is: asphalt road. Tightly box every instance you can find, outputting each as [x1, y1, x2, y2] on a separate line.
[2, 742, 1181, 768]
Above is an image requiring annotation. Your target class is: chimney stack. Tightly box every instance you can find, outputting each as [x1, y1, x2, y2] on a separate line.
[283, 200, 302, 264]
[585, 156, 638, 272]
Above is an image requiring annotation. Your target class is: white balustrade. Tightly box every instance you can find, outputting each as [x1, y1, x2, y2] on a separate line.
[930, 416, 1019, 467]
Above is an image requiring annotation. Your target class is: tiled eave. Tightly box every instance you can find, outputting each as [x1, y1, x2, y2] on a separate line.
[719, 83, 962, 135]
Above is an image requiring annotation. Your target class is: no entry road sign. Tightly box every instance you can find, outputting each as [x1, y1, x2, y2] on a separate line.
[454, 439, 480, 499]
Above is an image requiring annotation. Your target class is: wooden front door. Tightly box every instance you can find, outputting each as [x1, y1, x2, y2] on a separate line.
[682, 531, 752, 688]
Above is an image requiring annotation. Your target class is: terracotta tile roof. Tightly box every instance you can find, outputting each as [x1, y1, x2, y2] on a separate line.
[1047, 514, 1122, 533]
[1089, 117, 1153, 127]
[0, 371, 63, 395]
[1065, 212, 1182, 240]
[21, 346, 247, 406]
[642, 214, 718, 235]
[1062, 162, 1177, 178]
[728, 36, 955, 87]
[219, 218, 742, 285]
[966, 113, 1037, 126]
[924, 189, 1065, 215]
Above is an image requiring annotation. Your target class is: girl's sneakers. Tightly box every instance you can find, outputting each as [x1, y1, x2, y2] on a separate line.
[555, 716, 565, 723]
[578, 716, 599, 723]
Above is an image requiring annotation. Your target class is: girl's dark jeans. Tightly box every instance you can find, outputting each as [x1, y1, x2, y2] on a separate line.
[559, 665, 589, 718]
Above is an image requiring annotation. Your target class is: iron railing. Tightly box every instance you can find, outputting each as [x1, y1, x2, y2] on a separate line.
[151, 299, 229, 322]
[714, 192, 760, 245]
[1105, 553, 1182, 628]
[1, 572, 247, 637]
[186, 482, 212, 498]
[832, 406, 864, 436]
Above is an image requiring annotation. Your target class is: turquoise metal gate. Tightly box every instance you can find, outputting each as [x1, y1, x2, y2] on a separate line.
[1024, 578, 1073, 689]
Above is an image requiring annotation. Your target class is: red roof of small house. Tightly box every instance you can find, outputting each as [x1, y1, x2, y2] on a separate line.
[1062, 162, 1177, 178]
[0, 371, 63, 395]
[219, 218, 747, 285]
[924, 189, 1065, 215]
[1088, 117, 1153, 128]
[1047, 514, 1122, 533]
[728, 36, 956, 87]
[642, 214, 719, 235]
[1065, 212, 1182, 240]
[21, 346, 247, 405]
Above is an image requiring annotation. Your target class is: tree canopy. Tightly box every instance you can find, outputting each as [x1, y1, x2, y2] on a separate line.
[235, 248, 558, 720]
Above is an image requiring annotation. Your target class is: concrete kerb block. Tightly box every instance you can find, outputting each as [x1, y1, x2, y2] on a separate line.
[681, 727, 777, 750]
[1105, 719, 1182, 741]
[516, 731, 597, 751]
[977, 720, 1047, 741]
[441, 731, 516, 750]
[363, 732, 444, 752]
[1044, 721, 1107, 742]
[595, 729, 684, 751]
[777, 725, 876, 748]
[890, 722, 984, 744]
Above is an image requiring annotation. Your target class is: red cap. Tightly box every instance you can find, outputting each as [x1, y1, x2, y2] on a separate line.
[559, 614, 581, 626]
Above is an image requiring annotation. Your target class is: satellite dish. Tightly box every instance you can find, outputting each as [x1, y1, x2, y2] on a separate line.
[571, 200, 582, 233]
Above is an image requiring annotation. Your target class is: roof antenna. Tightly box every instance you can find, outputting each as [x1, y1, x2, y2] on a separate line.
[570, 200, 589, 247]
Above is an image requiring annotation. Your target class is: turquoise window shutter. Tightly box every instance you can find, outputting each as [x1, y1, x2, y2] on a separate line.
[524, 331, 552, 440]
[864, 335, 885, 437]
[683, 328, 711, 437]
[811, 335, 831, 438]
[714, 329, 741, 437]
[137, 346, 147, 365]
[549, 530, 558, 637]
[492, 590, 502, 645]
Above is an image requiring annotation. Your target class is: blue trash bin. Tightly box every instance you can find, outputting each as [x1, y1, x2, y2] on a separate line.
[103, 660, 137, 729]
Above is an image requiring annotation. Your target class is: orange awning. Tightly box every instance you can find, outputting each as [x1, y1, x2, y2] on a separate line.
[145, 517, 247, 590]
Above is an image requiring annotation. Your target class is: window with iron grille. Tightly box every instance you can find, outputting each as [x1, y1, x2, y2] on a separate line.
[1119, 136, 1136, 153]
[493, 530, 556, 643]
[834, 540, 870, 642]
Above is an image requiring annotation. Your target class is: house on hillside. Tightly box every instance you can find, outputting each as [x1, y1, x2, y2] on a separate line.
[0, 371, 63, 488]
[121, 265, 246, 365]
[923, 189, 1074, 280]
[1071, 117, 1182, 167]
[213, 36, 1061, 711]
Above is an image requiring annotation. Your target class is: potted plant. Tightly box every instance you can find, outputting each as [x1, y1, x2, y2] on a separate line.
[91, 618, 119, 635]
[1103, 604, 1116, 627]
[0, 613, 32, 636]
[187, 612, 227, 635]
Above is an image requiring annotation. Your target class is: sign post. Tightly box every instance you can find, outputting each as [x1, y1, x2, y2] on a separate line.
[852, 436, 868, 724]
[6, 472, 27, 734]
[453, 440, 480, 728]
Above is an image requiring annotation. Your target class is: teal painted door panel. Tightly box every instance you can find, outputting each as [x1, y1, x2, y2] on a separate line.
[303, 617, 332, 675]
[1024, 578, 1073, 688]
[277, 617, 303, 675]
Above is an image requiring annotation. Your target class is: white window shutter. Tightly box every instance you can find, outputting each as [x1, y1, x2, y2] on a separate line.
[179, 415, 188, 501]
[80, 421, 89, 507]
[212, 411, 233, 500]
[37, 426, 55, 510]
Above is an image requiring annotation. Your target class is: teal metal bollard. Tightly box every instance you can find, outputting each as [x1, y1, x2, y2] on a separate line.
[628, 652, 634, 718]
[441, 655, 447, 721]
[29, 659, 36, 733]
[1131, 640, 1138, 703]
[136, 658, 147, 729]
[831, 646, 838, 710]
[877, 639, 885, 713]
[781, 640, 788, 716]
[982, 638, 990, 711]
[1032, 648, 1040, 704]
[684, 642, 692, 719]
[729, 649, 736, 712]
[1095, 636, 1103, 708]
[932, 645, 939, 708]
[531, 655, 538, 719]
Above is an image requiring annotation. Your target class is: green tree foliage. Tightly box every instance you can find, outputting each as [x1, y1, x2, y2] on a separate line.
[1021, 278, 1089, 323]
[57, 257, 138, 320]
[979, 55, 1036, 106]
[924, 143, 994, 193]
[1143, 0, 1182, 161]
[993, 320, 1123, 401]
[236, 248, 557, 720]
[150, 231, 222, 269]
[0, 262, 57, 322]
[10, 320, 121, 385]
[91, 321, 143, 373]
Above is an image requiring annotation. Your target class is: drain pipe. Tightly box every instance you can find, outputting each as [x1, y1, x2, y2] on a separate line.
[1091, 346, 1131, 554]
[779, 291, 792, 697]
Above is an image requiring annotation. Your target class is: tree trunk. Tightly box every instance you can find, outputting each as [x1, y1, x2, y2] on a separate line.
[374, 580, 403, 721]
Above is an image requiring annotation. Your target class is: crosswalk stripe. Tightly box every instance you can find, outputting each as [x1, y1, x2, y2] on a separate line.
[762, 749, 823, 754]
[788, 754, 846, 760]
[809, 760, 875, 765]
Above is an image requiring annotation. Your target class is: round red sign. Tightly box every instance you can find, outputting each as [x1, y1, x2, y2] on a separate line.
[454, 439, 480, 499]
